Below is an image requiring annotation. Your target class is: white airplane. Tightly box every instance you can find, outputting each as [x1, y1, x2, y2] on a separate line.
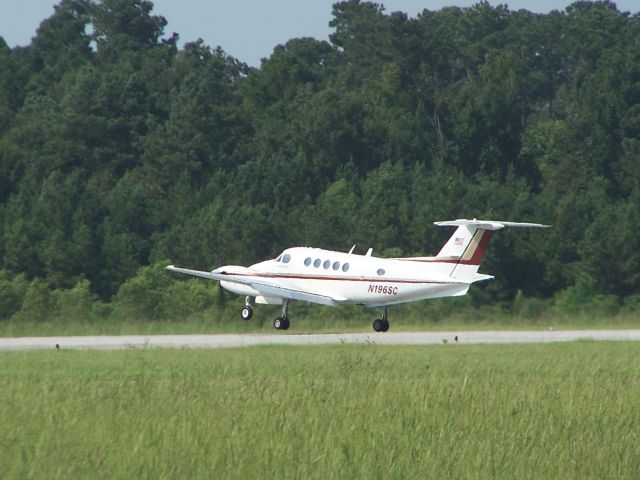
[167, 219, 548, 332]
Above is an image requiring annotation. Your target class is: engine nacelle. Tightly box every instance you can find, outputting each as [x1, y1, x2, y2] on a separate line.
[219, 280, 262, 297]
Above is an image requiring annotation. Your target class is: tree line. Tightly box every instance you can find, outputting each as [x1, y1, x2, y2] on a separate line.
[1, 0, 639, 323]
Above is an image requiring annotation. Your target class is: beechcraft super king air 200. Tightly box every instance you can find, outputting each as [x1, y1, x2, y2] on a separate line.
[167, 219, 548, 332]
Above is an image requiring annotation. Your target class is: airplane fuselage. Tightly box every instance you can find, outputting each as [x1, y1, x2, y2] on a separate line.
[216, 247, 469, 308]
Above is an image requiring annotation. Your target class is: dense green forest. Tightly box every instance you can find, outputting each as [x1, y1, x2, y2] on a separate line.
[1, 0, 639, 325]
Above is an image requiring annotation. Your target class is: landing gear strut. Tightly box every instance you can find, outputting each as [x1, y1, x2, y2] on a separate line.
[274, 300, 290, 331]
[373, 306, 390, 332]
[240, 296, 253, 320]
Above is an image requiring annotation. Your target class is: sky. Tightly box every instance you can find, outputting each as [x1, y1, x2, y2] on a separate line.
[1, 0, 639, 67]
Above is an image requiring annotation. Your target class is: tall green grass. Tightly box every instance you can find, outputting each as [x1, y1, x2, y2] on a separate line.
[2, 342, 640, 478]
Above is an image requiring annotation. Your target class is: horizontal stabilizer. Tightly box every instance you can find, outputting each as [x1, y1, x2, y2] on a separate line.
[434, 219, 549, 230]
[473, 274, 494, 282]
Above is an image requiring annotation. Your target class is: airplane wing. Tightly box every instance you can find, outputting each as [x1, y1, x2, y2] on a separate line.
[166, 265, 225, 281]
[251, 284, 341, 307]
[166, 265, 343, 307]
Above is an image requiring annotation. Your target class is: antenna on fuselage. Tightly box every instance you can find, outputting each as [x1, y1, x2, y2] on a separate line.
[348, 245, 356, 254]
[365, 247, 373, 257]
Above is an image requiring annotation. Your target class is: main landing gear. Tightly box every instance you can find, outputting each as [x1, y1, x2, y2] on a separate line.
[240, 297, 253, 320]
[373, 306, 390, 332]
[274, 300, 290, 331]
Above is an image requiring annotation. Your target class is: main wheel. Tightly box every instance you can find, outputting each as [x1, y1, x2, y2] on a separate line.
[274, 317, 290, 330]
[381, 320, 389, 332]
[373, 319, 384, 332]
[241, 305, 253, 320]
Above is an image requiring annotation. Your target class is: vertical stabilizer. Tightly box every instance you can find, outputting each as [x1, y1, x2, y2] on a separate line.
[437, 225, 478, 258]
[434, 219, 548, 281]
[449, 228, 494, 281]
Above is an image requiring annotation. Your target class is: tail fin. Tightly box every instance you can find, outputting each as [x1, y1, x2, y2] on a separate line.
[434, 219, 548, 281]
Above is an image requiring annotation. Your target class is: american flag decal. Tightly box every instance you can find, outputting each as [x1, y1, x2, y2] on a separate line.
[454, 237, 464, 246]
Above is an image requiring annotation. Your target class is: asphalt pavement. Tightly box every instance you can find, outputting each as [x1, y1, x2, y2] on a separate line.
[1, 330, 640, 350]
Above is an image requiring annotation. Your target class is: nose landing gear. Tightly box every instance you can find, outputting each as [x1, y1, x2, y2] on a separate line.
[373, 306, 389, 332]
[240, 297, 253, 320]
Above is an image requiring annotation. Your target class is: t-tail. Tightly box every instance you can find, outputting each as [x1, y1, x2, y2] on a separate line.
[434, 219, 549, 282]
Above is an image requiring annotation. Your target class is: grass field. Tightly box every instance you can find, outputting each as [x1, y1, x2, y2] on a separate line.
[2, 342, 640, 478]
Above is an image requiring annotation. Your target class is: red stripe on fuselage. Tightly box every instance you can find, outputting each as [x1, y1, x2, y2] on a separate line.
[404, 258, 459, 264]
[223, 272, 465, 285]
[399, 230, 494, 266]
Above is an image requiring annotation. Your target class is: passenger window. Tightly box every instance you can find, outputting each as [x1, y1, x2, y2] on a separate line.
[304, 257, 312, 266]
[283, 254, 291, 263]
[377, 268, 385, 276]
[323, 260, 330, 269]
[342, 263, 350, 272]
[332, 261, 340, 271]
[314, 258, 321, 268]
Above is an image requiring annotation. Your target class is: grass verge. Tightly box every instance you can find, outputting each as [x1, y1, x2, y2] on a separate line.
[1, 309, 640, 337]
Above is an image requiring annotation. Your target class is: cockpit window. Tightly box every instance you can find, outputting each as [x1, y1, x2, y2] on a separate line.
[275, 255, 282, 262]
[282, 254, 291, 263]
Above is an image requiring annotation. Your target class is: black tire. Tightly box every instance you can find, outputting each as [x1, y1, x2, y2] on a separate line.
[373, 319, 384, 332]
[241, 306, 253, 320]
[280, 317, 290, 330]
[381, 320, 389, 332]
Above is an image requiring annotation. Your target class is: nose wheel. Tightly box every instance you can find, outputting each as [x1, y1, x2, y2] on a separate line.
[241, 306, 253, 320]
[240, 297, 253, 320]
[373, 306, 389, 332]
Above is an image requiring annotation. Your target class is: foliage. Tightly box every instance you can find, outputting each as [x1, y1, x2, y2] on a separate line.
[0, 271, 29, 320]
[1, 0, 639, 322]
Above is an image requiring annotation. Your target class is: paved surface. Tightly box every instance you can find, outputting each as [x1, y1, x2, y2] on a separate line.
[2, 330, 640, 350]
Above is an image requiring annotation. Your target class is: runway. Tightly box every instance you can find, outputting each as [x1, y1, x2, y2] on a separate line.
[2, 330, 640, 350]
